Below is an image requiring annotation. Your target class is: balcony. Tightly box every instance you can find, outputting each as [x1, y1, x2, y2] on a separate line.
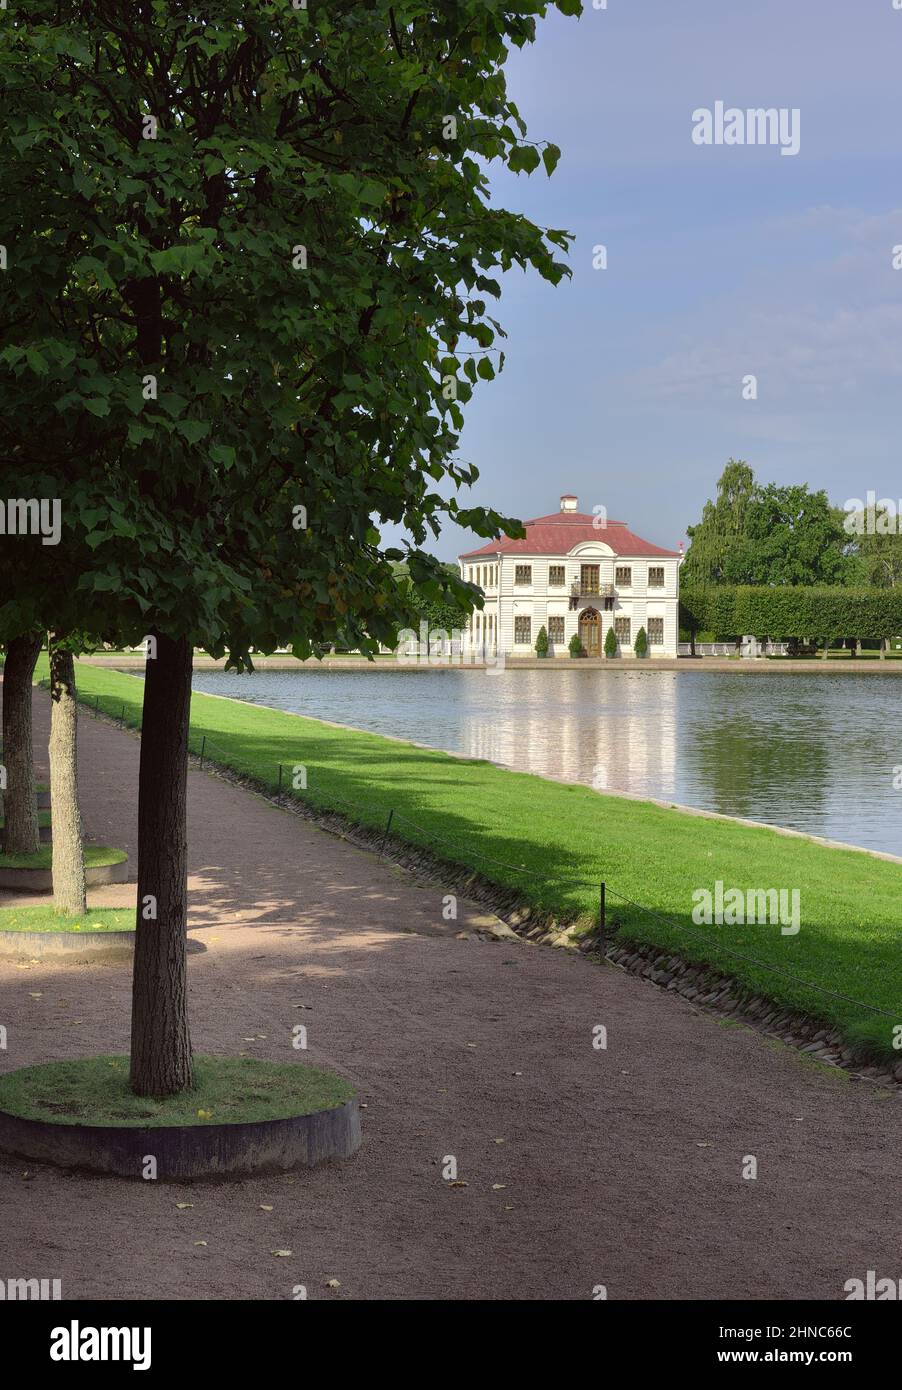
[570, 581, 615, 598]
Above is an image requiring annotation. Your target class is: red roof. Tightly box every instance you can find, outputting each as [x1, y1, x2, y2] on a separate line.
[459, 512, 681, 560]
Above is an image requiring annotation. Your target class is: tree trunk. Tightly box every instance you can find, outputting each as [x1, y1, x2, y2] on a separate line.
[2, 633, 42, 855]
[129, 632, 195, 1097]
[821, 638, 831, 660]
[880, 637, 887, 660]
[48, 641, 86, 915]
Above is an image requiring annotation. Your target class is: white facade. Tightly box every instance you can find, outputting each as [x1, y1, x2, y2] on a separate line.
[459, 496, 681, 658]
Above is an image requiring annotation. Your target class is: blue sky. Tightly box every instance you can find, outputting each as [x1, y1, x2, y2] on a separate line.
[412, 0, 902, 561]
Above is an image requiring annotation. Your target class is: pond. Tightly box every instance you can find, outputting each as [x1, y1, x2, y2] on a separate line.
[190, 667, 902, 857]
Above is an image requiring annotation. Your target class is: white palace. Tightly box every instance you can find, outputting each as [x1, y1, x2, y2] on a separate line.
[458, 494, 682, 658]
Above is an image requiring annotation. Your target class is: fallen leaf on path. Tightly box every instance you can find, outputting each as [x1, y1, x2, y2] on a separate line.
[271, 1250, 292, 1258]
[325, 1278, 340, 1289]
[259, 1205, 273, 1211]
[175, 1203, 193, 1210]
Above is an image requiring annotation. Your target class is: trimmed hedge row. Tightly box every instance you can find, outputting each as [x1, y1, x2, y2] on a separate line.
[680, 586, 902, 640]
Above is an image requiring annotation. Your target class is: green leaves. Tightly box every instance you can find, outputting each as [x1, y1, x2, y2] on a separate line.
[0, 0, 577, 662]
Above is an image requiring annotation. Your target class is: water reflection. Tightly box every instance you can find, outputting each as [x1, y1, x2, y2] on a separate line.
[190, 667, 902, 856]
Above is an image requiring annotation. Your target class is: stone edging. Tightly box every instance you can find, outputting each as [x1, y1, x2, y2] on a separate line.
[0, 857, 129, 892]
[0, 930, 135, 962]
[0, 1096, 361, 1179]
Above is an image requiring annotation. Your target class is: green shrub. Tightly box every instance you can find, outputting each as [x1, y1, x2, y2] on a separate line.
[634, 626, 648, 657]
[604, 626, 618, 658]
[535, 625, 549, 658]
[568, 633, 584, 658]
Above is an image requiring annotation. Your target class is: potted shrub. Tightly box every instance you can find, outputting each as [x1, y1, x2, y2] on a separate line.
[604, 627, 618, 659]
[535, 625, 549, 659]
[568, 634, 584, 659]
[634, 625, 648, 658]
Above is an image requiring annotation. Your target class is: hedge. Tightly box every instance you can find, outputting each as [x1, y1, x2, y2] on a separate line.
[680, 586, 902, 641]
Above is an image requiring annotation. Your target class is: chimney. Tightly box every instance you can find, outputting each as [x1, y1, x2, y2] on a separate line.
[560, 494, 578, 512]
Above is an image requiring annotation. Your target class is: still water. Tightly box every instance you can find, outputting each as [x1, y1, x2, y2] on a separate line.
[190, 667, 902, 857]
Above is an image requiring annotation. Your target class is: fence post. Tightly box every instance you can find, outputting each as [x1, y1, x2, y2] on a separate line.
[278, 764, 283, 794]
[381, 809, 394, 856]
[199, 735, 206, 769]
[599, 880, 606, 951]
[120, 702, 126, 726]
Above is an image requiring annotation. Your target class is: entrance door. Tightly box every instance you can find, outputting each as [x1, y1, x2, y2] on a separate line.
[579, 607, 601, 656]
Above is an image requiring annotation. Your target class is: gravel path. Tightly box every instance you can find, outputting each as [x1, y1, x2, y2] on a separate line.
[0, 682, 899, 1301]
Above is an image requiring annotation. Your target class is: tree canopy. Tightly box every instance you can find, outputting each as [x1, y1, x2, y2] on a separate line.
[683, 462, 851, 589]
[1, 0, 576, 660]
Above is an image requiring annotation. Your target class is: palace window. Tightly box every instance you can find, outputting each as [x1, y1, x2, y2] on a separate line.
[580, 564, 600, 594]
[615, 566, 632, 587]
[548, 616, 565, 643]
[549, 565, 565, 587]
[514, 616, 532, 644]
[648, 566, 665, 588]
[615, 616, 631, 644]
[514, 565, 532, 586]
[647, 617, 664, 645]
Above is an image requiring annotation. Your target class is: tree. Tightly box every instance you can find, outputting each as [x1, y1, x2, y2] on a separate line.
[682, 460, 756, 586]
[848, 531, 902, 590]
[47, 639, 87, 915]
[534, 625, 549, 658]
[634, 625, 647, 658]
[1, 633, 42, 855]
[726, 484, 850, 586]
[683, 463, 851, 589]
[569, 634, 584, 658]
[1, 1, 576, 1096]
[604, 625, 617, 658]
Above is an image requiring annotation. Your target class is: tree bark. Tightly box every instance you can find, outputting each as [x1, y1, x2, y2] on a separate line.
[2, 633, 42, 855]
[129, 632, 195, 1097]
[48, 641, 86, 915]
[880, 637, 887, 660]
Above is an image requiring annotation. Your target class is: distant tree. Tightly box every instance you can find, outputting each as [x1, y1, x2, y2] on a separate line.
[391, 560, 479, 638]
[847, 531, 902, 589]
[725, 484, 850, 586]
[684, 463, 852, 588]
[682, 460, 756, 586]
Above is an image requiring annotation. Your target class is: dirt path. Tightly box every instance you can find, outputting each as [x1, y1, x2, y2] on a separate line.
[0, 683, 899, 1301]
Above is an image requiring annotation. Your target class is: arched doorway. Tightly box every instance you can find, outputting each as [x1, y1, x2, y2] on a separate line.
[579, 607, 601, 657]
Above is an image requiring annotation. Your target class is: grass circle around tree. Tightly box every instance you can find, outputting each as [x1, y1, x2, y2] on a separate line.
[0, 845, 129, 892]
[0, 1057, 361, 1178]
[0, 906, 132, 933]
[0, 905, 135, 961]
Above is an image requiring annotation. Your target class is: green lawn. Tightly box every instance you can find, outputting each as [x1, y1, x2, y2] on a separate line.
[0, 810, 51, 830]
[0, 907, 133, 933]
[0, 845, 126, 870]
[34, 658, 902, 1063]
[0, 1056, 355, 1125]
